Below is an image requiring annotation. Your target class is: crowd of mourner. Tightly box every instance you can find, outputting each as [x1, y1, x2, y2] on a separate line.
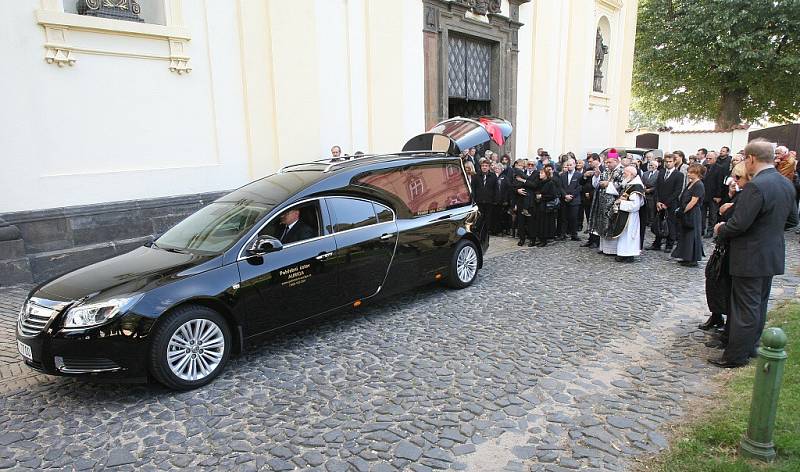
[464, 141, 799, 368]
[329, 140, 798, 369]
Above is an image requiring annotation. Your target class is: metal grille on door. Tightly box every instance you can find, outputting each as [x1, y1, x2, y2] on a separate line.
[448, 36, 491, 100]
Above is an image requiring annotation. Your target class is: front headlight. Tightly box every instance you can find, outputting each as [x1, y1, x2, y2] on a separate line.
[63, 294, 144, 329]
[18, 301, 28, 324]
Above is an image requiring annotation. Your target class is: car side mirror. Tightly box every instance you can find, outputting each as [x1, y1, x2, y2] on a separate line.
[248, 236, 283, 255]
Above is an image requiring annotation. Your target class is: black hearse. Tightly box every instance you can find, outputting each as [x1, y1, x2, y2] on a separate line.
[17, 118, 512, 389]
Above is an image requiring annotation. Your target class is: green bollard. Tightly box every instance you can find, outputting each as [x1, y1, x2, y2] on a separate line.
[740, 327, 788, 462]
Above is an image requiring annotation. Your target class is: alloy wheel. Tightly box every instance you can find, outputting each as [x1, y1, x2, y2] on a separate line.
[166, 319, 225, 381]
[456, 245, 478, 283]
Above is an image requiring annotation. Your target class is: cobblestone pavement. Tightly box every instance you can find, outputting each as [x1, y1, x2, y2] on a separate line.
[0, 235, 797, 471]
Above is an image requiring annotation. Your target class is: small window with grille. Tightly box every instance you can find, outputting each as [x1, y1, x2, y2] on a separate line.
[63, 0, 166, 25]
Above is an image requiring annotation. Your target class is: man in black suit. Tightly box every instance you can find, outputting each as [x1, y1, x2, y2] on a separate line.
[471, 159, 497, 244]
[277, 209, 315, 244]
[702, 151, 722, 237]
[711, 139, 798, 368]
[579, 154, 603, 248]
[648, 154, 683, 252]
[490, 163, 511, 235]
[559, 158, 582, 241]
[513, 160, 539, 246]
[466, 147, 479, 170]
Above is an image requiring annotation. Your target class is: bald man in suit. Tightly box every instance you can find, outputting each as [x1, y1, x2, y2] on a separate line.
[277, 209, 314, 244]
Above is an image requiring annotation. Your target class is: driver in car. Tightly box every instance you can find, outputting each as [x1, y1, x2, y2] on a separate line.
[276, 208, 315, 244]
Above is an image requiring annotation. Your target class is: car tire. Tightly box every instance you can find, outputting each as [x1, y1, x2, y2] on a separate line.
[447, 239, 479, 289]
[148, 305, 231, 390]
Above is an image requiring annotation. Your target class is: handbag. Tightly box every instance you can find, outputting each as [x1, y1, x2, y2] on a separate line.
[676, 207, 693, 230]
[705, 240, 729, 280]
[545, 198, 560, 210]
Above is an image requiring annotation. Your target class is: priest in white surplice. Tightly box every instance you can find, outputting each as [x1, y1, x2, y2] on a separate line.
[600, 166, 646, 262]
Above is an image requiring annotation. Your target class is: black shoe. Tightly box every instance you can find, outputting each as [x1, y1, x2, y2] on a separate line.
[705, 340, 726, 349]
[556, 235, 567, 241]
[538, 241, 547, 247]
[714, 326, 726, 335]
[663, 245, 673, 253]
[580, 241, 594, 247]
[590, 242, 599, 249]
[528, 241, 536, 247]
[645, 244, 661, 251]
[708, 357, 748, 368]
[698, 318, 724, 331]
[679, 260, 699, 267]
[614, 256, 625, 262]
[570, 235, 581, 241]
[517, 239, 525, 246]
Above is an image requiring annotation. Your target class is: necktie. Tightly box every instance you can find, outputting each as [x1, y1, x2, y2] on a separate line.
[280, 226, 289, 242]
[666, 170, 672, 179]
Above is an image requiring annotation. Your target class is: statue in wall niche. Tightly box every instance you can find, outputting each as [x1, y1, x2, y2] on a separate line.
[594, 28, 609, 93]
[76, 0, 144, 23]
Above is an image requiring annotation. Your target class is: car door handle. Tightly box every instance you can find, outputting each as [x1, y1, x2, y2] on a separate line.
[315, 252, 333, 260]
[380, 233, 395, 240]
[434, 214, 452, 221]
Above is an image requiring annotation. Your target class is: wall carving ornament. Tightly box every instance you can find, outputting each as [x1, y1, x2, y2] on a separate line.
[452, 0, 502, 16]
[36, 0, 191, 74]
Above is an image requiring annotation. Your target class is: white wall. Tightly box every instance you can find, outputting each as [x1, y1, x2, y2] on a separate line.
[625, 129, 751, 154]
[0, 1, 249, 213]
[1, 0, 425, 214]
[515, 0, 638, 159]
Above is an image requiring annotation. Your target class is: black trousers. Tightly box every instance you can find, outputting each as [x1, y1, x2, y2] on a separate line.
[477, 203, 493, 244]
[653, 208, 677, 245]
[517, 209, 530, 241]
[491, 204, 511, 234]
[722, 275, 773, 364]
[564, 204, 580, 236]
[556, 205, 566, 236]
[702, 200, 719, 235]
[582, 198, 592, 230]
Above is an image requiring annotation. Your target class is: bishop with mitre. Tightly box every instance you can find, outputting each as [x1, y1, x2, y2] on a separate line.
[601, 165, 645, 262]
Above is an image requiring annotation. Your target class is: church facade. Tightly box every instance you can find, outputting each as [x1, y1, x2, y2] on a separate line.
[0, 0, 637, 284]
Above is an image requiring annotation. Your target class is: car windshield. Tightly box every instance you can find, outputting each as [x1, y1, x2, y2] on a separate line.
[155, 200, 273, 254]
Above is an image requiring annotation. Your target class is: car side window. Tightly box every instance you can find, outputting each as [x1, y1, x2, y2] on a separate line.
[354, 162, 471, 218]
[259, 201, 321, 245]
[328, 198, 378, 232]
[373, 202, 394, 223]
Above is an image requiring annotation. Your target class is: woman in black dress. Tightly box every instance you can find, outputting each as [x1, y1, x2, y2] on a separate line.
[700, 163, 749, 341]
[530, 167, 557, 247]
[672, 163, 706, 266]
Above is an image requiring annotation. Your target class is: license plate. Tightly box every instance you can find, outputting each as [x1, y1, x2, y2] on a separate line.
[17, 340, 32, 361]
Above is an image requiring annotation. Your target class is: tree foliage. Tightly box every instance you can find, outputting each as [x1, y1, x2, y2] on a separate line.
[628, 107, 666, 130]
[633, 0, 800, 129]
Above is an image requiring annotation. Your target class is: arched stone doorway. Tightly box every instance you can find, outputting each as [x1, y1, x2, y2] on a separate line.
[423, 0, 528, 153]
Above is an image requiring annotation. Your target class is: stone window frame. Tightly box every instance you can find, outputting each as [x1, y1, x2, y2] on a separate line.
[35, 0, 191, 74]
